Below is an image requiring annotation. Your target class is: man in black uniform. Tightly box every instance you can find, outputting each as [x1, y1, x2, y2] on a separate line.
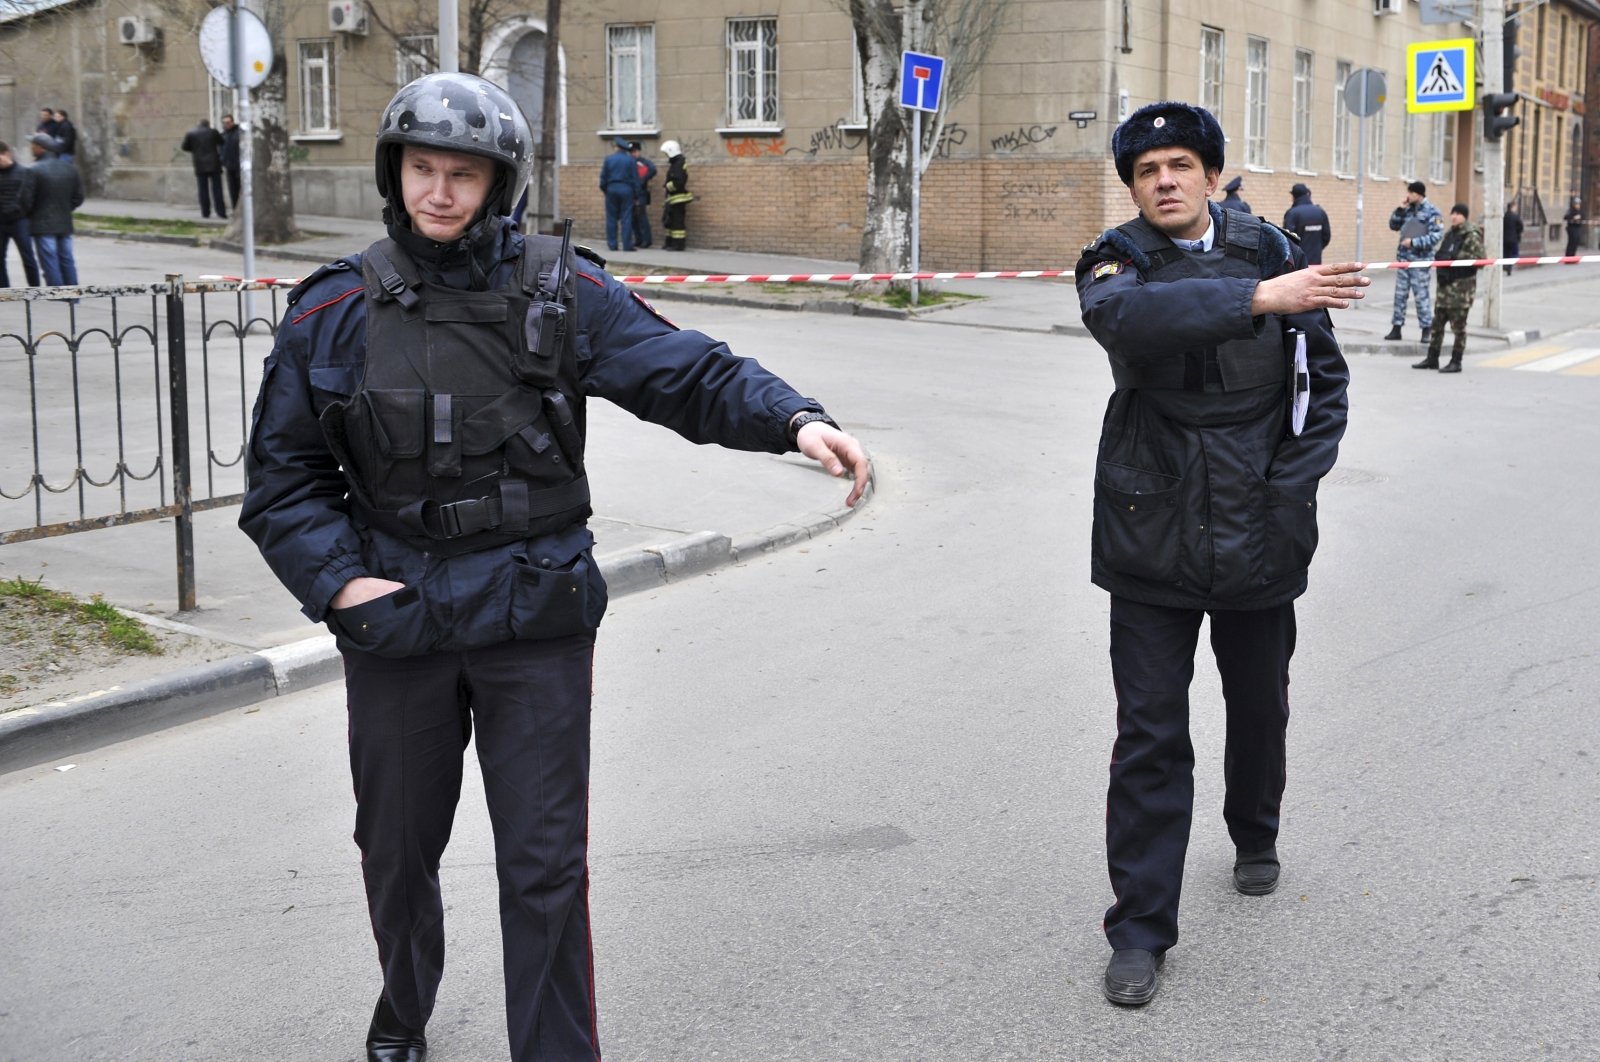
[240, 73, 868, 1062]
[1076, 101, 1361, 1007]
[1219, 174, 1251, 214]
[1283, 182, 1332, 265]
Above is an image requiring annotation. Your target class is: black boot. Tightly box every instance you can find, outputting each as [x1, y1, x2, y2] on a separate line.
[1439, 338, 1465, 373]
[1420, 326, 1432, 343]
[1413, 335, 1442, 369]
[1384, 326, 1403, 341]
[367, 993, 427, 1062]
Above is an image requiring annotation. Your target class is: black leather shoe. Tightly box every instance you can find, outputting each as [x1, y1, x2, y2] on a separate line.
[1383, 326, 1403, 340]
[1233, 848, 1281, 895]
[367, 993, 427, 1062]
[1412, 356, 1439, 369]
[1438, 360, 1462, 374]
[1103, 948, 1163, 1006]
[1420, 326, 1432, 343]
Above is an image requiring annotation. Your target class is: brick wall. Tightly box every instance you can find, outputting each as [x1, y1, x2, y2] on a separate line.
[560, 155, 1124, 270]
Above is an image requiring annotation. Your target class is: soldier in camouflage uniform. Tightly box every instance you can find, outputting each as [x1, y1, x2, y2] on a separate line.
[1414, 202, 1483, 374]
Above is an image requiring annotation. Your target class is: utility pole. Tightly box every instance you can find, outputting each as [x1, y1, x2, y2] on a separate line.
[533, 0, 561, 235]
[1481, 0, 1507, 328]
[439, 0, 459, 72]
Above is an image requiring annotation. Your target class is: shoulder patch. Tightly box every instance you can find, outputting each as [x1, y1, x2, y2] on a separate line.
[1092, 260, 1123, 280]
[630, 290, 677, 329]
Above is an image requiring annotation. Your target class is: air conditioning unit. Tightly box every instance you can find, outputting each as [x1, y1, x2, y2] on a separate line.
[1373, 0, 1400, 14]
[328, 0, 369, 35]
[117, 14, 159, 45]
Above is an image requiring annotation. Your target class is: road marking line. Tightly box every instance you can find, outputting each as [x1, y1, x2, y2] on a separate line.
[1562, 355, 1600, 375]
[1481, 344, 1566, 368]
[1516, 347, 1600, 372]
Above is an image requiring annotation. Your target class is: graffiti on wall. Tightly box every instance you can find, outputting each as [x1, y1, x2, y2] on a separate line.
[990, 124, 1059, 154]
[998, 175, 1071, 223]
[725, 136, 788, 158]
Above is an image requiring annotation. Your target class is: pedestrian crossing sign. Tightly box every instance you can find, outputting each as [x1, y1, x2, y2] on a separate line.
[1407, 38, 1474, 112]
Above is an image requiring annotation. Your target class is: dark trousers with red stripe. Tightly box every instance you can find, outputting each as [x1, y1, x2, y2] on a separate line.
[344, 632, 601, 1061]
[1103, 597, 1296, 955]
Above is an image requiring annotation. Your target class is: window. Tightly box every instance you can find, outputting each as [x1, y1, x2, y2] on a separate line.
[1367, 71, 1386, 176]
[726, 18, 779, 127]
[1245, 37, 1268, 167]
[1292, 50, 1313, 170]
[208, 79, 237, 132]
[396, 35, 437, 87]
[1430, 112, 1455, 183]
[298, 40, 337, 134]
[1571, 119, 1584, 197]
[607, 24, 656, 129]
[1400, 112, 1418, 178]
[848, 32, 865, 125]
[1333, 61, 1352, 173]
[1201, 27, 1225, 124]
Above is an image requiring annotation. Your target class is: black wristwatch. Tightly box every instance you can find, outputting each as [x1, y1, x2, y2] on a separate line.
[787, 410, 838, 447]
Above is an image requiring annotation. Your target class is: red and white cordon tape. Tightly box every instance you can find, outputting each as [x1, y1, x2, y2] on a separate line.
[199, 256, 1600, 288]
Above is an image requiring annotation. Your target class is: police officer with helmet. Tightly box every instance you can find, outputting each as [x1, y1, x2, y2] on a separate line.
[240, 73, 868, 1061]
[1075, 101, 1361, 1007]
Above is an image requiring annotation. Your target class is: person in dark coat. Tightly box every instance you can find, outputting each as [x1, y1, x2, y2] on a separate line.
[239, 72, 869, 1062]
[179, 118, 227, 220]
[1283, 182, 1332, 265]
[219, 114, 242, 210]
[660, 139, 691, 250]
[0, 141, 42, 287]
[629, 140, 657, 248]
[35, 107, 59, 143]
[1563, 196, 1583, 256]
[1220, 174, 1252, 214]
[1076, 100, 1358, 1008]
[1502, 206, 1523, 274]
[50, 110, 77, 164]
[597, 136, 640, 251]
[26, 133, 82, 286]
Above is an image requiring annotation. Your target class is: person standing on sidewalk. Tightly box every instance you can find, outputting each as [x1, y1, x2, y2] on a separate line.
[1219, 174, 1251, 214]
[660, 140, 691, 251]
[179, 118, 227, 220]
[1414, 202, 1483, 374]
[1386, 181, 1443, 342]
[239, 72, 869, 1062]
[1563, 197, 1584, 256]
[1076, 100, 1357, 1008]
[630, 140, 657, 249]
[26, 133, 81, 286]
[1502, 206, 1523, 276]
[1283, 182, 1331, 265]
[220, 114, 242, 211]
[0, 141, 42, 287]
[598, 136, 639, 251]
[50, 110, 77, 164]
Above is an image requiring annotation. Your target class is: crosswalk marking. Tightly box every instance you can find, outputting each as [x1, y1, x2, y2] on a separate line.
[1480, 344, 1566, 368]
[1479, 342, 1600, 375]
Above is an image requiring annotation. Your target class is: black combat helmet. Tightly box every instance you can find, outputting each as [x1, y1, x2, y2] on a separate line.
[375, 72, 533, 220]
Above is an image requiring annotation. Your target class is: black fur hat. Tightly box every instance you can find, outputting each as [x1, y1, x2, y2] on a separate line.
[1111, 101, 1225, 186]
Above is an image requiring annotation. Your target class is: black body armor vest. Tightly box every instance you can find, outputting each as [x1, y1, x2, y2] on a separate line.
[1109, 211, 1289, 392]
[330, 234, 592, 556]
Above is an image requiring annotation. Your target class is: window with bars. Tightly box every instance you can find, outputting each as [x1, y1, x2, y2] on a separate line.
[727, 17, 779, 127]
[1333, 60, 1352, 173]
[1292, 50, 1313, 171]
[1400, 112, 1418, 178]
[1430, 112, 1455, 183]
[1200, 27, 1225, 124]
[607, 24, 656, 129]
[1245, 37, 1268, 167]
[396, 35, 437, 87]
[298, 40, 337, 134]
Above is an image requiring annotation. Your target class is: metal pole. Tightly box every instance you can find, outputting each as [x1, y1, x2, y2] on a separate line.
[232, 2, 257, 325]
[911, 108, 921, 307]
[1482, 0, 1507, 329]
[439, 0, 459, 73]
[166, 274, 196, 613]
[1355, 73, 1367, 268]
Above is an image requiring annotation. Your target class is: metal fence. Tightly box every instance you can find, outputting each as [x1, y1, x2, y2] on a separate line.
[0, 278, 286, 609]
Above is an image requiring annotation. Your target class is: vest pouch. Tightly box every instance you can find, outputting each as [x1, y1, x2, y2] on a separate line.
[360, 389, 426, 458]
[328, 584, 437, 658]
[508, 549, 603, 641]
[1094, 461, 1183, 584]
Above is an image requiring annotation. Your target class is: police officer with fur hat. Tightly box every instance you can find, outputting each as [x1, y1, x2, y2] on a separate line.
[1076, 101, 1364, 1007]
[240, 72, 868, 1061]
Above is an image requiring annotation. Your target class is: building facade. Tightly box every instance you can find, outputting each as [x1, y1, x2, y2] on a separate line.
[4, 0, 1597, 267]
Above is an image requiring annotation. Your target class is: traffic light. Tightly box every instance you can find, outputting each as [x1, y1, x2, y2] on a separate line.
[1483, 92, 1519, 142]
[1505, 15, 1520, 94]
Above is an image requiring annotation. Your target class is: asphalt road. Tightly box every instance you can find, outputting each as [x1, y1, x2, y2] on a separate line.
[2, 303, 1597, 1061]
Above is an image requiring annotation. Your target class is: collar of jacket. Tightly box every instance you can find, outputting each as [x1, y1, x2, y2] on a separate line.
[384, 214, 519, 290]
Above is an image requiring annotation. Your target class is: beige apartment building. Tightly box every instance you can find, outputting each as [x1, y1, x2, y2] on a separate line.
[4, 0, 1596, 267]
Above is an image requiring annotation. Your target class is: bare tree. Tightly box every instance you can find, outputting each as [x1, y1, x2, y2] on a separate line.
[248, 0, 299, 243]
[847, 0, 1009, 272]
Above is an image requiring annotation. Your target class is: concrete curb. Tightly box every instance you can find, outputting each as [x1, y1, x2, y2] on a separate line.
[0, 468, 874, 776]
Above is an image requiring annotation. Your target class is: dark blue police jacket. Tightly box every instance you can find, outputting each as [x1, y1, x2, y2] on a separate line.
[241, 218, 819, 654]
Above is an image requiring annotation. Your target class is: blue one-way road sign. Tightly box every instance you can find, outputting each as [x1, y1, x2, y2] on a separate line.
[900, 51, 945, 112]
